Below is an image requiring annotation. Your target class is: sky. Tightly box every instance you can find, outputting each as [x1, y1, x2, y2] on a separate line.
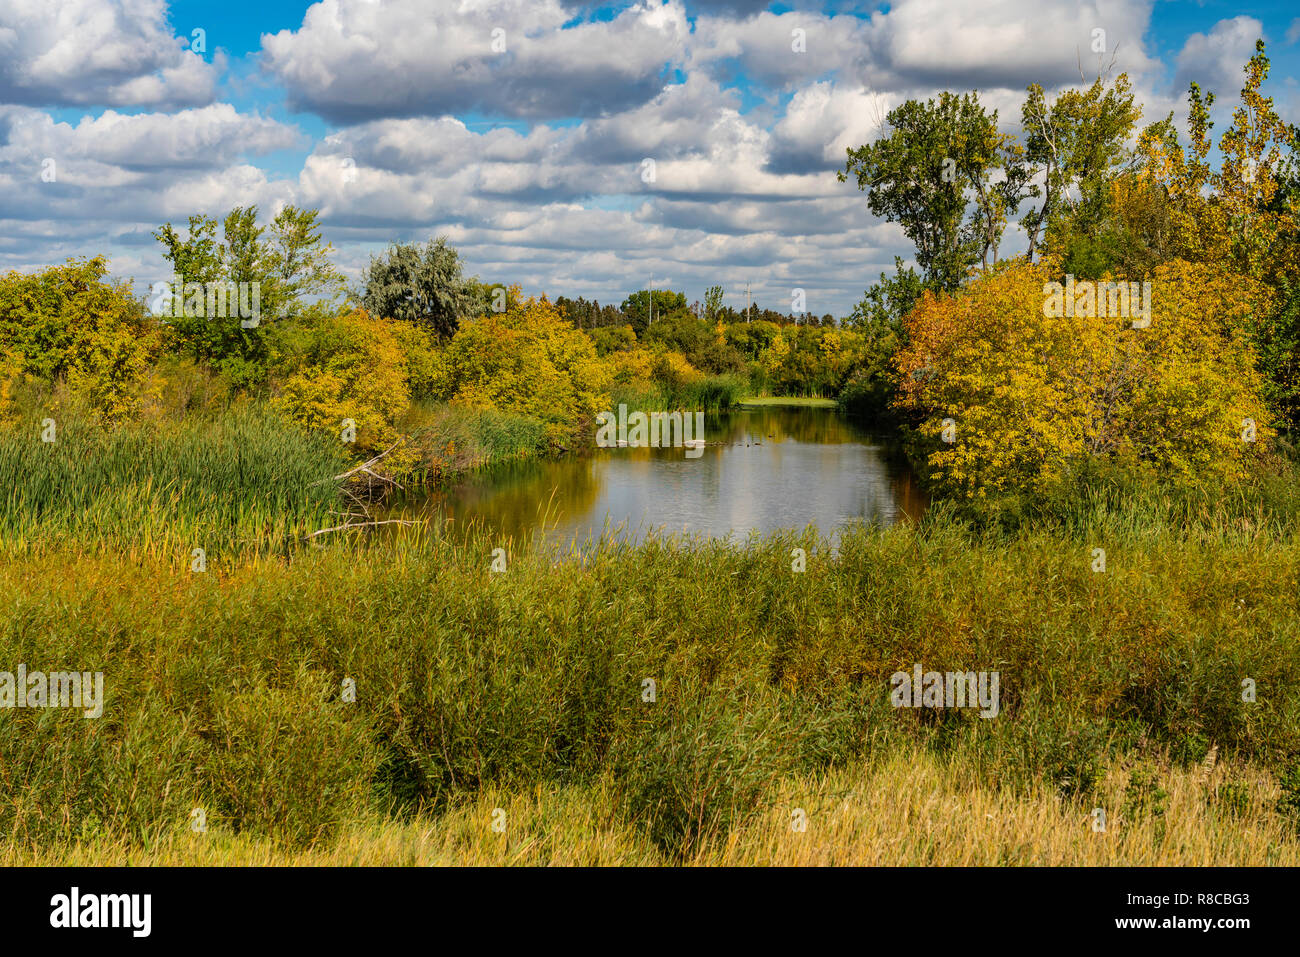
[1, 0, 1298, 317]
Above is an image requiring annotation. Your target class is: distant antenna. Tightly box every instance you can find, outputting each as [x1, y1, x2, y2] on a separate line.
[731, 282, 753, 323]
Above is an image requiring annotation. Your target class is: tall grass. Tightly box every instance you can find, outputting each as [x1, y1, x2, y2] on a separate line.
[3, 514, 1299, 855]
[9, 750, 1295, 865]
[0, 405, 345, 560]
[395, 402, 547, 485]
[610, 373, 747, 413]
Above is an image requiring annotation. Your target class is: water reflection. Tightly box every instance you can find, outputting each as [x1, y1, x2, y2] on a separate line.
[395, 407, 927, 547]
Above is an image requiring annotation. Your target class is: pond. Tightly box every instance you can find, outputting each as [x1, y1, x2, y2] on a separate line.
[395, 405, 927, 548]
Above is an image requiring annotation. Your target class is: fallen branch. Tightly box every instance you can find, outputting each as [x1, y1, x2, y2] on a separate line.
[305, 518, 420, 539]
[313, 436, 410, 486]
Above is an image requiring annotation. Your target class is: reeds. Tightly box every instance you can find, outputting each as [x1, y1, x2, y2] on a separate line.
[0, 405, 345, 560]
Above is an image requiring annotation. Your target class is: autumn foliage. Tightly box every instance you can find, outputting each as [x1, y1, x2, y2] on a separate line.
[431, 290, 612, 449]
[895, 259, 1275, 499]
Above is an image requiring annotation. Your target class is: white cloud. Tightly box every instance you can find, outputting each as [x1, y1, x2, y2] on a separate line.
[261, 0, 691, 123]
[1173, 17, 1263, 101]
[1, 0, 1245, 315]
[0, 0, 220, 108]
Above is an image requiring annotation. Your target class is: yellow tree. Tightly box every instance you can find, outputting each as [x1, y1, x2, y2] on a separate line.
[895, 259, 1273, 500]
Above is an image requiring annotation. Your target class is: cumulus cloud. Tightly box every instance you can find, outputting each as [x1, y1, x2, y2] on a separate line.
[0, 0, 1230, 315]
[1173, 16, 1263, 101]
[0, 0, 220, 108]
[688, 11, 870, 91]
[260, 0, 690, 123]
[860, 0, 1161, 94]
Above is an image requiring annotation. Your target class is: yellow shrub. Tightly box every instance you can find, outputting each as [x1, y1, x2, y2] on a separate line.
[272, 309, 410, 452]
[438, 293, 611, 447]
[608, 347, 656, 386]
[388, 321, 448, 400]
[0, 258, 160, 422]
[896, 259, 1274, 498]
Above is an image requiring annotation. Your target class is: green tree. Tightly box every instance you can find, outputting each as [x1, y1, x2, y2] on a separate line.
[1019, 73, 1141, 262]
[839, 91, 1016, 289]
[703, 285, 725, 322]
[620, 289, 688, 337]
[264, 206, 346, 316]
[846, 258, 925, 330]
[360, 237, 475, 339]
[154, 205, 342, 384]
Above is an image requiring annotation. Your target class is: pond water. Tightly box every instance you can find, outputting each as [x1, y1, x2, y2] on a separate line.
[397, 406, 927, 547]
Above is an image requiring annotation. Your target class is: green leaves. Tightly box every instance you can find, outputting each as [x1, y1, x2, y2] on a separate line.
[359, 237, 476, 339]
[841, 91, 1011, 289]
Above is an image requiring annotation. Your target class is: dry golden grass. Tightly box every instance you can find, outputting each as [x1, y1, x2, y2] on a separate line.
[8, 748, 1295, 866]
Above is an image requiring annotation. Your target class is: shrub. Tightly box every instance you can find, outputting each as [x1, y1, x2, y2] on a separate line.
[0, 257, 160, 422]
[272, 308, 410, 452]
[896, 258, 1275, 500]
[435, 293, 611, 449]
[613, 686, 796, 858]
[198, 667, 380, 847]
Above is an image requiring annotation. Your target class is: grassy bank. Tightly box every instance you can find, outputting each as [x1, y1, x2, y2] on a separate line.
[395, 402, 548, 485]
[6, 749, 1294, 865]
[739, 395, 838, 408]
[609, 373, 747, 413]
[4, 511, 1299, 860]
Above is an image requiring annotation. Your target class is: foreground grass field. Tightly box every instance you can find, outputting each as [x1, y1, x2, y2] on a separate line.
[5, 750, 1294, 865]
[3, 492, 1299, 864]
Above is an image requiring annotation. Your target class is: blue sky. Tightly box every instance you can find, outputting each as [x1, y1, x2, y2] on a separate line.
[2, 0, 1298, 315]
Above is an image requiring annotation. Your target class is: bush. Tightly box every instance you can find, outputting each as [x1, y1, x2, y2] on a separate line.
[435, 294, 611, 449]
[613, 686, 797, 857]
[0, 257, 160, 422]
[271, 308, 410, 452]
[198, 667, 379, 847]
[896, 258, 1275, 500]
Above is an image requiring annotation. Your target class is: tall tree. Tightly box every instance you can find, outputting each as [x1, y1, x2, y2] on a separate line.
[703, 285, 725, 322]
[839, 91, 1015, 290]
[360, 237, 474, 339]
[620, 289, 687, 337]
[1018, 72, 1141, 261]
[264, 206, 346, 316]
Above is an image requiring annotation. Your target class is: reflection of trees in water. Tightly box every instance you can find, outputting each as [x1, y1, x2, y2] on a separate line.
[398, 408, 930, 544]
[710, 407, 875, 446]
[891, 471, 931, 522]
[413, 456, 603, 544]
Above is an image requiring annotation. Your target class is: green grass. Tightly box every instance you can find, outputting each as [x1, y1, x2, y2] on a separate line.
[396, 401, 548, 484]
[609, 373, 747, 413]
[4, 509, 1299, 856]
[739, 395, 837, 408]
[0, 404, 345, 560]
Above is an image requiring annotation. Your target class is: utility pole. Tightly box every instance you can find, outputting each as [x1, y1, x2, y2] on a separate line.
[746, 282, 751, 323]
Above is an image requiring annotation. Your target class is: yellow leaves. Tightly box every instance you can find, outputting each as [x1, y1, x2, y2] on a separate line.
[438, 295, 611, 447]
[272, 308, 410, 452]
[0, 259, 159, 424]
[896, 259, 1274, 499]
[608, 347, 655, 385]
[759, 332, 791, 375]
